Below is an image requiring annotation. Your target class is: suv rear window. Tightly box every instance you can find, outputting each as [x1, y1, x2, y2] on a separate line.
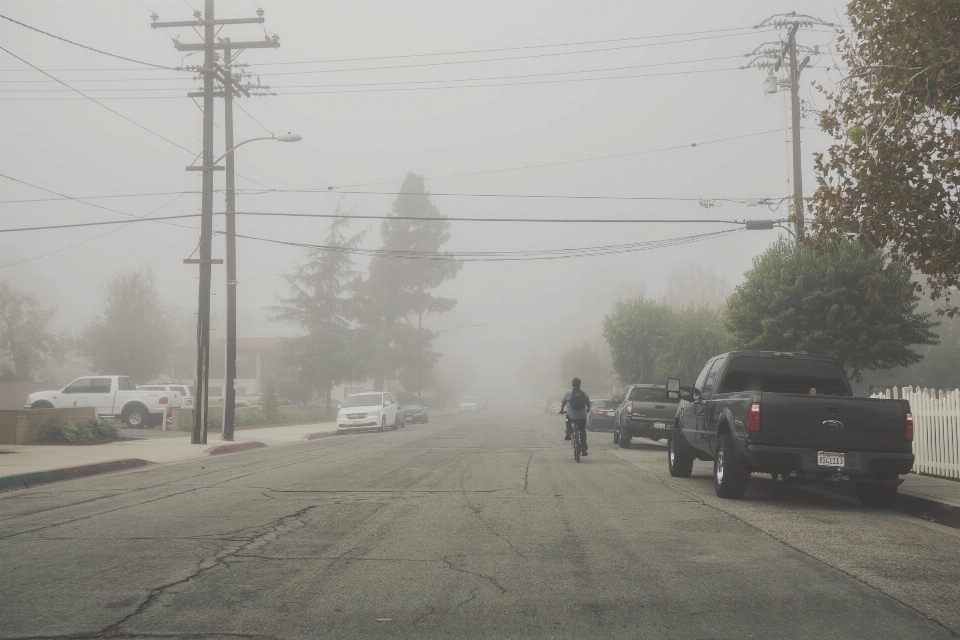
[629, 387, 666, 402]
[720, 357, 850, 396]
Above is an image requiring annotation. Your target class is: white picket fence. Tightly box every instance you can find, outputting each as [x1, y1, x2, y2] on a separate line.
[871, 387, 960, 479]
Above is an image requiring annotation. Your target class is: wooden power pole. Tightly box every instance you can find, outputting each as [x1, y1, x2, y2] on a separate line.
[151, 1, 277, 444]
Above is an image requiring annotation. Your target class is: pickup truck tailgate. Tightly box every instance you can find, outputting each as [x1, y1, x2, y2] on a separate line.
[757, 394, 909, 452]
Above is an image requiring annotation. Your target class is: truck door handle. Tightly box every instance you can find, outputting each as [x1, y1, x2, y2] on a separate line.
[825, 403, 841, 412]
[655, 405, 665, 409]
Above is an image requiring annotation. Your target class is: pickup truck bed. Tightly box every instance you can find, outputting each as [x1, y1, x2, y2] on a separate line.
[668, 351, 913, 508]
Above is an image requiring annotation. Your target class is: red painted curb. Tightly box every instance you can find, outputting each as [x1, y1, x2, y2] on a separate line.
[301, 431, 338, 441]
[202, 441, 267, 456]
[58, 458, 152, 480]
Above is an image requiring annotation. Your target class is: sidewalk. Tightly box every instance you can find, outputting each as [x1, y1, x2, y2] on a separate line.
[900, 472, 960, 509]
[0, 421, 338, 483]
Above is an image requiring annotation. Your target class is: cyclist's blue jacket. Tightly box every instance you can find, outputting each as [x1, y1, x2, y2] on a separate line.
[561, 389, 591, 420]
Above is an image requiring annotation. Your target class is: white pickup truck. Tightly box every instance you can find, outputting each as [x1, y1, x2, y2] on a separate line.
[25, 375, 174, 428]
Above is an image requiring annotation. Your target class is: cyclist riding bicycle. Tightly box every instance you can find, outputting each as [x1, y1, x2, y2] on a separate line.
[560, 377, 591, 456]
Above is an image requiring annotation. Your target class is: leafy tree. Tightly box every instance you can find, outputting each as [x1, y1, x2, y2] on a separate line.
[357, 173, 462, 390]
[812, 0, 960, 316]
[559, 341, 613, 393]
[271, 204, 368, 408]
[78, 270, 171, 381]
[652, 307, 726, 384]
[602, 294, 674, 384]
[0, 281, 66, 381]
[725, 237, 938, 381]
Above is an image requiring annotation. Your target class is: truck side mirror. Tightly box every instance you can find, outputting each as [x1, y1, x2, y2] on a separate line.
[666, 378, 681, 400]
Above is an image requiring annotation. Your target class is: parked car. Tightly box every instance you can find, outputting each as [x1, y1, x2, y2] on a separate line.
[139, 384, 192, 411]
[612, 384, 679, 447]
[667, 351, 915, 507]
[459, 396, 480, 412]
[337, 391, 405, 433]
[308, 398, 342, 409]
[587, 398, 616, 431]
[25, 376, 172, 428]
[402, 404, 429, 423]
[205, 388, 264, 408]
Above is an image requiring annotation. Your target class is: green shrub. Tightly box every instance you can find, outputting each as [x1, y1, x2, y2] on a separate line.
[206, 405, 329, 430]
[38, 418, 122, 444]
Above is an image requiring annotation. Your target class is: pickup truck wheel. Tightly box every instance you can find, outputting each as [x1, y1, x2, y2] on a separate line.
[31, 401, 55, 409]
[713, 434, 748, 499]
[123, 405, 148, 429]
[668, 430, 694, 477]
[618, 429, 632, 449]
[856, 482, 897, 509]
[613, 422, 621, 444]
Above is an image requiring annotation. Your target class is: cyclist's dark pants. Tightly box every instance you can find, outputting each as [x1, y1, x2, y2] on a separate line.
[566, 417, 587, 449]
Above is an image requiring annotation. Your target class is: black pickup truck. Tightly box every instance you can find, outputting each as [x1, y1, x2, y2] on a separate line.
[666, 351, 914, 508]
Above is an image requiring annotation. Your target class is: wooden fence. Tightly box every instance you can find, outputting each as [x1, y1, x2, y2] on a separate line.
[871, 387, 960, 479]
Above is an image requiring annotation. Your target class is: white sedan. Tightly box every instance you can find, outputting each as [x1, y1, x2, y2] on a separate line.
[337, 392, 405, 433]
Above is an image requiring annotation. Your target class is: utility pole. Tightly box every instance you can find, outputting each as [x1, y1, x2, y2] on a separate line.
[222, 38, 237, 442]
[742, 11, 836, 244]
[151, 2, 277, 444]
[787, 24, 804, 241]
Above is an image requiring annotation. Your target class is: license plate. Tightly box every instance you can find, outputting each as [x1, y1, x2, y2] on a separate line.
[818, 451, 845, 467]
[654, 422, 667, 429]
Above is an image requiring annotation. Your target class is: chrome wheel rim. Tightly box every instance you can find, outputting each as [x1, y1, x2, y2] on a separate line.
[129, 412, 142, 426]
[716, 448, 725, 484]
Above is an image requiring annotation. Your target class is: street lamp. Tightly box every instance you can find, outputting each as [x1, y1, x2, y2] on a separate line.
[222, 132, 301, 442]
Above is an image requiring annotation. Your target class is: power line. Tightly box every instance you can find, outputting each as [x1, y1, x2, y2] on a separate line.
[232, 228, 748, 262]
[0, 46, 196, 154]
[0, 213, 202, 233]
[0, 173, 201, 232]
[244, 26, 758, 67]
[0, 211, 777, 233]
[0, 193, 191, 269]
[0, 65, 749, 100]
[248, 31, 770, 77]
[0, 127, 791, 204]
[329, 128, 790, 190]
[0, 54, 748, 91]
[0, 14, 184, 70]
[235, 212, 756, 224]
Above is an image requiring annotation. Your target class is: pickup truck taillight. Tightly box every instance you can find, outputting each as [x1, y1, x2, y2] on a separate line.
[159, 396, 168, 405]
[626, 404, 633, 414]
[185, 398, 193, 406]
[747, 403, 761, 432]
[905, 412, 914, 442]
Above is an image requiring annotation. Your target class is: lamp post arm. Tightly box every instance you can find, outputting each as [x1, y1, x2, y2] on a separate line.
[213, 136, 276, 165]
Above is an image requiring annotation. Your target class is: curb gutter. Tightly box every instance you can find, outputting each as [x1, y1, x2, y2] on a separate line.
[302, 431, 338, 441]
[202, 441, 267, 456]
[0, 458, 153, 493]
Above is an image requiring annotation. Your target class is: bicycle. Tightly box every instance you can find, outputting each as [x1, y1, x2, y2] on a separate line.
[561, 411, 584, 462]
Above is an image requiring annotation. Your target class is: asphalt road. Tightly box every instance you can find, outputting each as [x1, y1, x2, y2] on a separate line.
[2, 412, 958, 639]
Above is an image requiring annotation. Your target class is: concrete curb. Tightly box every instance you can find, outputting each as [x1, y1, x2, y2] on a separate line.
[822, 481, 960, 529]
[0, 458, 153, 493]
[301, 431, 339, 441]
[202, 441, 267, 456]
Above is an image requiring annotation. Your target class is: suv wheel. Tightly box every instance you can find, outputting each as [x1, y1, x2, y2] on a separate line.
[667, 430, 694, 477]
[713, 434, 748, 498]
[380, 417, 386, 432]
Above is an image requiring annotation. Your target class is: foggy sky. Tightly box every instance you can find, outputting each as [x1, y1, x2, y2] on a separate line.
[0, 0, 852, 401]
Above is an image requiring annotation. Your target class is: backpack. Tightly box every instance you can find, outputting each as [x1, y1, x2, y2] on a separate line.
[569, 387, 586, 410]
